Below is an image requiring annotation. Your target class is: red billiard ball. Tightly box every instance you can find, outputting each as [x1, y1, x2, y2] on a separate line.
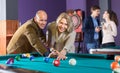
[53, 59, 60, 67]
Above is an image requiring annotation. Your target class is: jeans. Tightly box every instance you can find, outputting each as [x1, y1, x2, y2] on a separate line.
[86, 40, 99, 53]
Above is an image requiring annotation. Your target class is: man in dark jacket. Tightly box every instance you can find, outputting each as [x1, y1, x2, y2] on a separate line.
[7, 10, 49, 56]
[82, 5, 102, 53]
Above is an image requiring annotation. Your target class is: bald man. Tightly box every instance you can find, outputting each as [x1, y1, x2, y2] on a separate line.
[7, 10, 49, 56]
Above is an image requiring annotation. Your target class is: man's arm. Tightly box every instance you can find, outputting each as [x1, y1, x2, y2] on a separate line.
[24, 26, 48, 56]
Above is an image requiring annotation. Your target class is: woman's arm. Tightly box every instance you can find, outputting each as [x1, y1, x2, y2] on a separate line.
[63, 31, 76, 52]
[110, 21, 117, 37]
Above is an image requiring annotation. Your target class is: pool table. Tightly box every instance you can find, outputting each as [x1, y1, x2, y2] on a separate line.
[90, 48, 120, 55]
[0, 53, 114, 73]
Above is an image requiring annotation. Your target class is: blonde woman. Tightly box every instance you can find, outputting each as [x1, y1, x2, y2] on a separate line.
[47, 12, 76, 60]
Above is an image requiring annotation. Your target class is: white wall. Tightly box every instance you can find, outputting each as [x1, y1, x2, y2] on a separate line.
[0, 0, 6, 20]
[99, 0, 111, 21]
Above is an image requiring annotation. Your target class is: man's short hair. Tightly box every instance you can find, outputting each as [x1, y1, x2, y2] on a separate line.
[91, 5, 100, 11]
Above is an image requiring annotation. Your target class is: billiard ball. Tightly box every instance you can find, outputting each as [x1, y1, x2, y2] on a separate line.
[29, 55, 34, 61]
[53, 59, 60, 67]
[15, 55, 21, 61]
[6, 58, 14, 64]
[26, 53, 31, 58]
[44, 57, 50, 63]
[111, 61, 120, 70]
[69, 58, 76, 66]
[21, 54, 27, 58]
[115, 56, 120, 62]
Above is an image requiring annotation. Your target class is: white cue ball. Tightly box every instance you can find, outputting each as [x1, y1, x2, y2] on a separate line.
[69, 58, 76, 66]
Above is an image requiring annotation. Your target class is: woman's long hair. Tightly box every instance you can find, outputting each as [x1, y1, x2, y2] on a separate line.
[107, 10, 118, 26]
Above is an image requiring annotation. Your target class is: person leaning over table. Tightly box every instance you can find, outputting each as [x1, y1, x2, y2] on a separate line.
[7, 10, 49, 56]
[101, 10, 118, 59]
[46, 12, 76, 60]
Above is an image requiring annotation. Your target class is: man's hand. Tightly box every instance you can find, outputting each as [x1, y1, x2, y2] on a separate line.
[48, 50, 58, 57]
[48, 48, 67, 60]
[95, 27, 101, 32]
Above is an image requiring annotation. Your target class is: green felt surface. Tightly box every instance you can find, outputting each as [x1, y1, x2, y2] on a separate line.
[0, 53, 114, 73]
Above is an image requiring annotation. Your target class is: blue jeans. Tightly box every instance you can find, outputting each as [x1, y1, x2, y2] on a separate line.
[86, 40, 99, 53]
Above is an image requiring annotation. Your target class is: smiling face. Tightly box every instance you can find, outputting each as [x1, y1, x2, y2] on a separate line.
[90, 5, 100, 18]
[91, 9, 100, 17]
[103, 11, 109, 20]
[35, 10, 47, 29]
[57, 18, 68, 33]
